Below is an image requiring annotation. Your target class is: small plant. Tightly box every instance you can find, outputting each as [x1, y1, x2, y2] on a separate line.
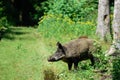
[112, 57, 120, 80]
[44, 69, 56, 80]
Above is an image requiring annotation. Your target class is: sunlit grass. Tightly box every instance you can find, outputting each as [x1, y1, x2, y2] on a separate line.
[0, 22, 113, 80]
[0, 27, 46, 80]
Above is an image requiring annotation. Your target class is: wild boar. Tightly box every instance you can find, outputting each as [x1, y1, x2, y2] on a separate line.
[48, 38, 96, 70]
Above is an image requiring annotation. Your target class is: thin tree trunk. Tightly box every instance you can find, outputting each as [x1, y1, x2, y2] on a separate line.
[112, 0, 120, 41]
[96, 0, 111, 41]
[105, 0, 120, 56]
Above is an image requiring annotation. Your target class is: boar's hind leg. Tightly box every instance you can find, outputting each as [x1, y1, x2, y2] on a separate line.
[74, 62, 79, 70]
[73, 59, 79, 70]
[89, 54, 95, 66]
[68, 62, 73, 70]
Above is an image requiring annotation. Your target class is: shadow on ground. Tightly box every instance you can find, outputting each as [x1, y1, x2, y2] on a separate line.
[1, 27, 37, 40]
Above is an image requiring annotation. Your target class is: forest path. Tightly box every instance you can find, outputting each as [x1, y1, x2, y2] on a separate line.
[0, 27, 49, 80]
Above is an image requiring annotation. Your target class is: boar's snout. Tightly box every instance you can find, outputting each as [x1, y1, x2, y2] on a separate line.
[48, 54, 65, 62]
[48, 56, 56, 62]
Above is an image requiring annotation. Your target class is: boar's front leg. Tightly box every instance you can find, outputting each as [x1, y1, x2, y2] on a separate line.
[68, 62, 73, 70]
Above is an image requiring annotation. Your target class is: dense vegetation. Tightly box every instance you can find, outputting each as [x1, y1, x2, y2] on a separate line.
[37, 0, 118, 80]
[0, 0, 98, 26]
[42, 0, 98, 21]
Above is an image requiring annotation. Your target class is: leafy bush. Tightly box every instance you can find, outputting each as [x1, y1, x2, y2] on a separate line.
[0, 1, 9, 29]
[0, 17, 9, 29]
[38, 14, 96, 42]
[112, 57, 120, 80]
[42, 0, 98, 22]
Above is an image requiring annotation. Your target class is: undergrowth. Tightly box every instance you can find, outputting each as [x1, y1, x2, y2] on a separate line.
[38, 14, 113, 80]
[38, 14, 96, 42]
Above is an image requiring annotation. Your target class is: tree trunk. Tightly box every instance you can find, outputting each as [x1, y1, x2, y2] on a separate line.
[96, 0, 111, 41]
[105, 0, 120, 56]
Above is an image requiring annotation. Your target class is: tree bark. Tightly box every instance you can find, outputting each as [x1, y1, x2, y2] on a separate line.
[96, 0, 111, 41]
[105, 0, 120, 56]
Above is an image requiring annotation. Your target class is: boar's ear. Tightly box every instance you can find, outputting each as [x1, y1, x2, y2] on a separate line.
[57, 42, 66, 54]
[57, 42, 63, 49]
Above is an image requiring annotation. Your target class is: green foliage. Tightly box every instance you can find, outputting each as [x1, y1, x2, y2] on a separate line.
[112, 57, 120, 80]
[30, 0, 46, 21]
[0, 0, 98, 25]
[0, 1, 9, 29]
[0, 1, 4, 29]
[38, 14, 96, 42]
[37, 13, 113, 80]
[0, 1, 3, 15]
[42, 0, 98, 21]
[0, 17, 9, 30]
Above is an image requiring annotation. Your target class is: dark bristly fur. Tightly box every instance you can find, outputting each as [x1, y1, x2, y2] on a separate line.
[48, 37, 96, 70]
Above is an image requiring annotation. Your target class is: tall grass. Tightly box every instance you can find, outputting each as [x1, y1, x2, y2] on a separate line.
[38, 14, 96, 43]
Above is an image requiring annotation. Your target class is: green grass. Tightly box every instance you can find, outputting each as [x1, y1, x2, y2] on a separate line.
[0, 26, 113, 80]
[0, 27, 46, 80]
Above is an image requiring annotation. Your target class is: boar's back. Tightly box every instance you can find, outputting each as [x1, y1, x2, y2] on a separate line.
[63, 39, 91, 57]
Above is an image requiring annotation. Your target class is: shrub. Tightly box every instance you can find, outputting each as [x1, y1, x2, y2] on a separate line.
[0, 17, 9, 29]
[38, 14, 96, 42]
[0, 1, 9, 29]
[112, 57, 120, 80]
[42, 0, 98, 22]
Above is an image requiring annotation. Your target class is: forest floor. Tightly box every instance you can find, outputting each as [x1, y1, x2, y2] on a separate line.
[0, 27, 113, 80]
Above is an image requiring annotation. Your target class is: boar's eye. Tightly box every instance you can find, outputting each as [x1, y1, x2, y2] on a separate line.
[57, 47, 66, 54]
[57, 48, 63, 52]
